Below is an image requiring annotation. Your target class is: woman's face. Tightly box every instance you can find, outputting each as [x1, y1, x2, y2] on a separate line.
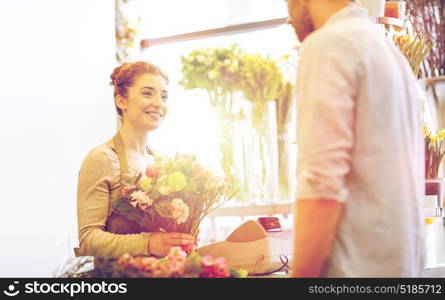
[117, 73, 168, 132]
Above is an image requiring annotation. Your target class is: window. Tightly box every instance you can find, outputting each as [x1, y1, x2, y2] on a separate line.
[139, 0, 288, 39]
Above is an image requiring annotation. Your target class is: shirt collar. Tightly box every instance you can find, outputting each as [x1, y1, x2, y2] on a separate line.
[324, 3, 369, 28]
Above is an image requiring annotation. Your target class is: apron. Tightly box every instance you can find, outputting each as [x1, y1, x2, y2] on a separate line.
[105, 132, 154, 234]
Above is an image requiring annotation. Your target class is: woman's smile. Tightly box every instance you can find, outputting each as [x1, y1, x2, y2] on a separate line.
[144, 110, 163, 120]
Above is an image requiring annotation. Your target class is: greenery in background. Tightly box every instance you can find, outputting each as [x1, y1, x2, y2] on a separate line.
[239, 52, 284, 102]
[180, 45, 296, 203]
[179, 44, 244, 108]
[179, 45, 289, 113]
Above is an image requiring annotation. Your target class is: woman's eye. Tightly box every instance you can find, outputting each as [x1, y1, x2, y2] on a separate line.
[162, 95, 168, 102]
[143, 91, 153, 96]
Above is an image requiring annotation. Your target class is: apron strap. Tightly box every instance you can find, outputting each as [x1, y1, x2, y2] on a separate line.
[112, 131, 131, 182]
[112, 131, 154, 183]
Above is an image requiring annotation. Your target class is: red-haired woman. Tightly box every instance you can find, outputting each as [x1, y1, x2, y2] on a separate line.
[77, 61, 194, 258]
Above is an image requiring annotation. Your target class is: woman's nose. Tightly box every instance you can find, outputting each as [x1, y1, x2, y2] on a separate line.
[151, 94, 163, 106]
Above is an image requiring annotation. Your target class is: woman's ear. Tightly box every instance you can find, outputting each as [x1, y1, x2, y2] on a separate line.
[115, 94, 128, 113]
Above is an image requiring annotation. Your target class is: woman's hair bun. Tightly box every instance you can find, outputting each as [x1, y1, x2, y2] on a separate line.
[110, 64, 125, 86]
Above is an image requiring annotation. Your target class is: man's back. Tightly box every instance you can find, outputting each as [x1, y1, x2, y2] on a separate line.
[296, 5, 424, 277]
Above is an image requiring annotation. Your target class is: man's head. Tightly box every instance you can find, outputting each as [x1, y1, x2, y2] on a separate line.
[286, 0, 355, 42]
[286, 0, 314, 42]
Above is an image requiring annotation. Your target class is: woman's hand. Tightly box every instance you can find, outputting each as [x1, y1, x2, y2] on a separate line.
[149, 232, 195, 257]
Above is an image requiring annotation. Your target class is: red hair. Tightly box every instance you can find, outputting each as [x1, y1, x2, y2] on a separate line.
[110, 61, 169, 117]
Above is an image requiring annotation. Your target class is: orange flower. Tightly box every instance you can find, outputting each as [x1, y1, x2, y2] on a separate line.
[145, 166, 158, 179]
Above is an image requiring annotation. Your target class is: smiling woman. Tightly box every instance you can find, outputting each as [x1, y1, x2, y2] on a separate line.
[76, 61, 196, 259]
[111, 62, 169, 133]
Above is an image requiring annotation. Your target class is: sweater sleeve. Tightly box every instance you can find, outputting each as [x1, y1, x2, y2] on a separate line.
[77, 147, 152, 258]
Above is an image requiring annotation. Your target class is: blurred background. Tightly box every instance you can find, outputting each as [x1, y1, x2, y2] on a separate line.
[0, 0, 444, 276]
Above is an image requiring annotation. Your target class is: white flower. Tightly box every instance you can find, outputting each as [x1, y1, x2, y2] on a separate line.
[168, 198, 190, 225]
[176, 211, 189, 225]
[208, 70, 217, 80]
[227, 65, 237, 73]
[128, 197, 138, 208]
[196, 55, 205, 63]
[204, 57, 212, 66]
[130, 190, 153, 210]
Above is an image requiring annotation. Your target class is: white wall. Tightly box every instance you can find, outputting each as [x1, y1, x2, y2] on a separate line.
[0, 0, 116, 276]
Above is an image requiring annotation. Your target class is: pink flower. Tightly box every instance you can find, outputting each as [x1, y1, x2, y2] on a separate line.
[167, 260, 186, 275]
[121, 185, 137, 197]
[117, 253, 133, 267]
[201, 255, 215, 275]
[167, 247, 187, 260]
[180, 243, 194, 252]
[200, 256, 230, 278]
[201, 255, 214, 267]
[213, 257, 229, 277]
[168, 198, 190, 224]
[214, 257, 227, 266]
[140, 257, 158, 271]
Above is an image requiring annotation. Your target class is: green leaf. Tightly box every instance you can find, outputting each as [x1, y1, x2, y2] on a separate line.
[111, 197, 152, 228]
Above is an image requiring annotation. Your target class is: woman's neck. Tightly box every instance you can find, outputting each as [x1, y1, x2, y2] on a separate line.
[118, 121, 149, 156]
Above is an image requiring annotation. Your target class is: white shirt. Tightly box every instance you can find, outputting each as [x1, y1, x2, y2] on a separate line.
[296, 5, 425, 277]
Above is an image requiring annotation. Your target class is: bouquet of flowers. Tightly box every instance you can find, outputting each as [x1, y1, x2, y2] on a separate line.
[57, 247, 248, 278]
[112, 153, 237, 248]
[88, 247, 248, 278]
[424, 124, 445, 178]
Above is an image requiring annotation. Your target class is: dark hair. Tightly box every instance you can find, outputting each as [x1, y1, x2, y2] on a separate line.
[110, 61, 169, 117]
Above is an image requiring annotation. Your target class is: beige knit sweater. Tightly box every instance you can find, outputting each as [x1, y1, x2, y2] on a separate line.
[76, 143, 152, 258]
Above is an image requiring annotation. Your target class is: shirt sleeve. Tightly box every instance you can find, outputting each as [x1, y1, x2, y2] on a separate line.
[77, 148, 152, 258]
[296, 33, 358, 203]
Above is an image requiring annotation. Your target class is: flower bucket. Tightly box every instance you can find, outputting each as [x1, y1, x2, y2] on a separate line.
[425, 178, 445, 217]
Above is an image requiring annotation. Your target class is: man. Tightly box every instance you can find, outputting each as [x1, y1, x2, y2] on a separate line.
[287, 0, 424, 277]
